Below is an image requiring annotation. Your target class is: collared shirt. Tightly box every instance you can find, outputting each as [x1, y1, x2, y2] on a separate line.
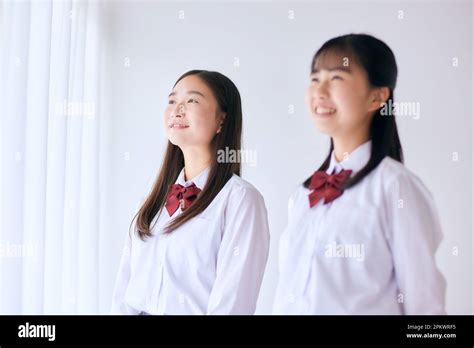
[273, 140, 446, 314]
[111, 167, 270, 315]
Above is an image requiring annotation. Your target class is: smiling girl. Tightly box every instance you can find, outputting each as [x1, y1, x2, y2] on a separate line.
[111, 70, 270, 315]
[273, 34, 446, 314]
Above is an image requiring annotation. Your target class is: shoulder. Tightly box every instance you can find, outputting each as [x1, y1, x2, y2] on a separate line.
[378, 157, 434, 199]
[224, 174, 265, 203]
[290, 176, 311, 199]
[377, 157, 443, 245]
[286, 182, 309, 212]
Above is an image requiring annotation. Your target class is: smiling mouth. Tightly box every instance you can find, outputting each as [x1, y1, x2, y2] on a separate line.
[315, 107, 336, 116]
[169, 124, 189, 129]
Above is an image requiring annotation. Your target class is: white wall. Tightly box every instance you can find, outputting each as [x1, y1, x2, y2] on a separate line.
[101, 0, 473, 314]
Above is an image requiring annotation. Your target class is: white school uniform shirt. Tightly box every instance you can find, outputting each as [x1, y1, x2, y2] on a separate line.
[111, 167, 270, 315]
[273, 140, 446, 315]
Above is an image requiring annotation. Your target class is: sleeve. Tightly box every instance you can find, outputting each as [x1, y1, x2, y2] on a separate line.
[385, 171, 447, 314]
[110, 232, 139, 315]
[287, 186, 301, 218]
[288, 191, 296, 216]
[206, 185, 270, 314]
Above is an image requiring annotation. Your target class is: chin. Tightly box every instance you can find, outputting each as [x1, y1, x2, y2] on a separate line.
[167, 136, 185, 147]
[313, 121, 336, 136]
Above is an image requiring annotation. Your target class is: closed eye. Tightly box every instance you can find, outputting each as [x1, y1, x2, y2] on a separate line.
[168, 99, 176, 104]
[311, 77, 319, 83]
[187, 98, 198, 103]
[331, 75, 343, 81]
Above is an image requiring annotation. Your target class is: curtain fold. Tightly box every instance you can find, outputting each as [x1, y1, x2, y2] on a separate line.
[0, 0, 103, 314]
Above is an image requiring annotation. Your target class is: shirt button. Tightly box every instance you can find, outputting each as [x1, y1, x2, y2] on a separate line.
[288, 294, 295, 303]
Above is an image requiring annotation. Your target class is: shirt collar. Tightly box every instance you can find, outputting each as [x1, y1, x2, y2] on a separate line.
[327, 140, 372, 174]
[175, 166, 211, 190]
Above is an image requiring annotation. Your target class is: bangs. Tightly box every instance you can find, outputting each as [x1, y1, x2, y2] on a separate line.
[311, 45, 359, 73]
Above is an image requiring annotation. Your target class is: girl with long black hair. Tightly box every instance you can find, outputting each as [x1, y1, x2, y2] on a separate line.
[273, 34, 446, 314]
[111, 70, 270, 315]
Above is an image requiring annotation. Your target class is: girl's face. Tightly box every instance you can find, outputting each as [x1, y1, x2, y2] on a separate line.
[305, 51, 383, 139]
[165, 75, 224, 148]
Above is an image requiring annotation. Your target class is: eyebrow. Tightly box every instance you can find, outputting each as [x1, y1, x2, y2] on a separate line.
[311, 66, 352, 74]
[168, 90, 206, 98]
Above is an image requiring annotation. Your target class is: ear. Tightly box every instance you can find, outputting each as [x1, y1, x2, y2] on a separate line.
[216, 112, 226, 134]
[368, 86, 390, 113]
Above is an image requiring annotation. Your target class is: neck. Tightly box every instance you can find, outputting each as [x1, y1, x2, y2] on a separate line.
[332, 131, 370, 162]
[181, 145, 212, 181]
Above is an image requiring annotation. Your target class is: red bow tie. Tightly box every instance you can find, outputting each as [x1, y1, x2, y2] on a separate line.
[308, 169, 352, 208]
[165, 183, 201, 216]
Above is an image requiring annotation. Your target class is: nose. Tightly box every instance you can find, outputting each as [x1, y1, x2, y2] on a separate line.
[171, 103, 185, 118]
[312, 81, 329, 100]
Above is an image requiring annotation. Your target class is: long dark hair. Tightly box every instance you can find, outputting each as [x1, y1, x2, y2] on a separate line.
[304, 33, 403, 190]
[133, 70, 242, 240]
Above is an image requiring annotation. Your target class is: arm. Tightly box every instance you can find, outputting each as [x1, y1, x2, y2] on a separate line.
[206, 185, 270, 314]
[385, 172, 446, 314]
[110, 232, 139, 314]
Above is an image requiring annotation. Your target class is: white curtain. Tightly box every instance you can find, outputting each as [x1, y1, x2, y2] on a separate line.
[0, 0, 104, 314]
